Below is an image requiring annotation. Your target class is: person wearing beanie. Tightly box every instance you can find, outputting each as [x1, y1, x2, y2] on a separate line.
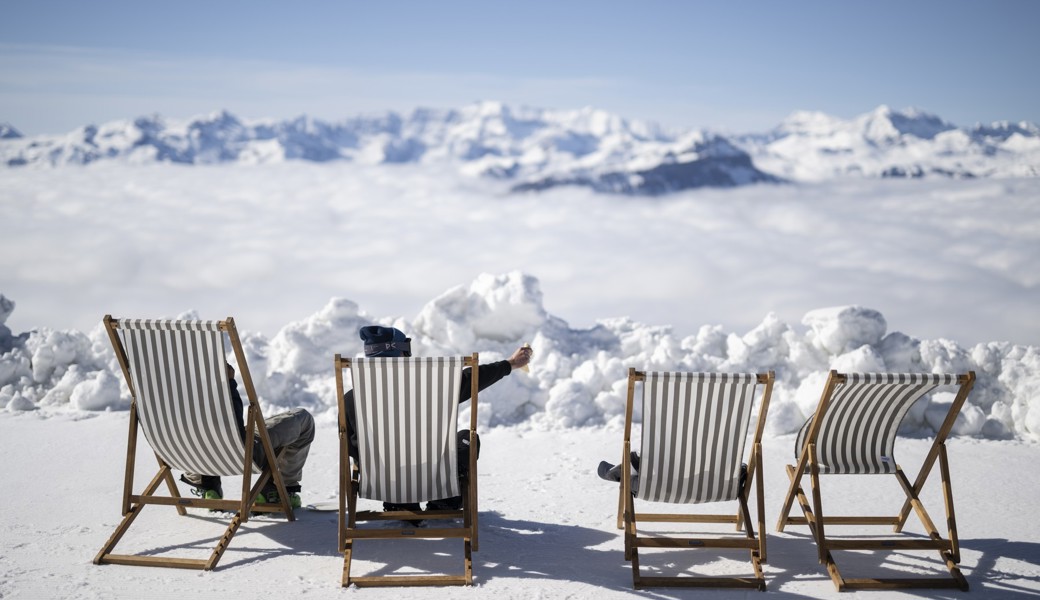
[343, 325, 533, 513]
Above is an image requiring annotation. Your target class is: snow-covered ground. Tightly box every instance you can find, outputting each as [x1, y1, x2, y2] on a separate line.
[3, 414, 1038, 598]
[2, 163, 1039, 597]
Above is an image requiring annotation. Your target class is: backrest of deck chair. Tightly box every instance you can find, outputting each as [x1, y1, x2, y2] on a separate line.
[350, 357, 465, 504]
[115, 319, 253, 477]
[637, 372, 760, 504]
[795, 372, 959, 475]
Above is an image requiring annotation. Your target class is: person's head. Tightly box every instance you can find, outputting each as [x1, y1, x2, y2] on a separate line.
[359, 325, 412, 357]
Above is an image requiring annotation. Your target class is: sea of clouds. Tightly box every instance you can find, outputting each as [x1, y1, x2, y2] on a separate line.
[2, 272, 1038, 441]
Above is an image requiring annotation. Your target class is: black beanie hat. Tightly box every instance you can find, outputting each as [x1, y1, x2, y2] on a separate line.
[359, 325, 411, 357]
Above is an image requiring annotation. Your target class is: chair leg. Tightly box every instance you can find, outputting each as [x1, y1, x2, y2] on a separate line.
[824, 554, 847, 591]
[625, 496, 766, 589]
[342, 473, 359, 551]
[341, 483, 473, 586]
[341, 541, 353, 587]
[461, 475, 478, 552]
[95, 492, 251, 571]
[94, 465, 173, 565]
[629, 539, 642, 587]
[740, 494, 767, 590]
[623, 493, 636, 562]
[789, 463, 969, 591]
[159, 464, 187, 516]
[892, 467, 968, 589]
[204, 514, 244, 570]
[341, 474, 358, 586]
[807, 444, 828, 564]
[469, 470, 479, 552]
[739, 496, 756, 542]
[777, 448, 812, 532]
[755, 443, 767, 563]
[464, 539, 473, 585]
[93, 502, 146, 565]
[96, 455, 285, 571]
[938, 444, 961, 563]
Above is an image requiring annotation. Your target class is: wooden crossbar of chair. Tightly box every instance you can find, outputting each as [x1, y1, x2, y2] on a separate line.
[617, 369, 774, 590]
[93, 316, 294, 571]
[776, 370, 975, 591]
[335, 353, 480, 587]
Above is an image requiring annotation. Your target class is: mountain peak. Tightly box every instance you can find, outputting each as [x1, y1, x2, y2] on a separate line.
[776, 110, 846, 136]
[860, 105, 953, 141]
[0, 123, 22, 139]
[469, 100, 509, 116]
[2, 103, 1037, 188]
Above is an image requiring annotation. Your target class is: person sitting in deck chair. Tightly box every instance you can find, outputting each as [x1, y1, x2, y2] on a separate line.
[343, 325, 532, 512]
[181, 362, 315, 510]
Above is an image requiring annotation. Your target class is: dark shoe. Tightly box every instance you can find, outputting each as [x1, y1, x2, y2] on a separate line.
[180, 474, 223, 499]
[382, 502, 422, 512]
[598, 452, 640, 486]
[383, 502, 423, 527]
[426, 496, 463, 511]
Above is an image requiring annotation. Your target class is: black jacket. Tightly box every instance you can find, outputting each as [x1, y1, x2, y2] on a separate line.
[343, 360, 512, 459]
[229, 375, 246, 442]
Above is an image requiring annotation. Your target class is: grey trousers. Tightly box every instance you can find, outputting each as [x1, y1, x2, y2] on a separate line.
[253, 407, 315, 488]
[184, 407, 315, 490]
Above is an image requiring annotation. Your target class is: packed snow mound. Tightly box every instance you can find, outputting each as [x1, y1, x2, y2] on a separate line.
[2, 274, 1038, 440]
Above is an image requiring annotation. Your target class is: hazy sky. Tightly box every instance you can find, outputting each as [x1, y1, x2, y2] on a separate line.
[2, 1, 1038, 135]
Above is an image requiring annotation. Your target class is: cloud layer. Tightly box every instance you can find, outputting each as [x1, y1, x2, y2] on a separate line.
[2, 163, 1037, 347]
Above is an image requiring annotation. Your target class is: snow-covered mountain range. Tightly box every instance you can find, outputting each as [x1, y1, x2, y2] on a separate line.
[2, 102, 1037, 194]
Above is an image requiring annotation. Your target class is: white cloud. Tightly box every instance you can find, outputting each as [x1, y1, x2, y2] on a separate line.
[2, 162, 1038, 349]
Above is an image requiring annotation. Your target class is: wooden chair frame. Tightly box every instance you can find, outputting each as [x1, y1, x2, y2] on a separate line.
[776, 370, 976, 591]
[94, 315, 294, 571]
[617, 369, 774, 590]
[335, 353, 480, 587]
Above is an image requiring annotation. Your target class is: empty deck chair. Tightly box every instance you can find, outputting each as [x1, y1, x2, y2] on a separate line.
[94, 316, 294, 571]
[776, 370, 976, 591]
[616, 369, 774, 589]
[335, 354, 480, 587]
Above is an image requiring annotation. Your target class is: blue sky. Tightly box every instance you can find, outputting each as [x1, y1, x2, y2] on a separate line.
[2, 0, 1038, 136]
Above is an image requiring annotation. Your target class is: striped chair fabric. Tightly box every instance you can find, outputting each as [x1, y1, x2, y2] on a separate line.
[796, 372, 958, 474]
[118, 319, 254, 477]
[637, 372, 759, 504]
[350, 357, 464, 504]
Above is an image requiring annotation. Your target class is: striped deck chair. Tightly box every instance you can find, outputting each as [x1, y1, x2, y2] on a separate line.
[776, 370, 976, 591]
[334, 354, 480, 587]
[616, 369, 774, 590]
[94, 316, 294, 571]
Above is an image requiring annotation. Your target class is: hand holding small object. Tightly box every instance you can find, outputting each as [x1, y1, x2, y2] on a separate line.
[508, 343, 533, 372]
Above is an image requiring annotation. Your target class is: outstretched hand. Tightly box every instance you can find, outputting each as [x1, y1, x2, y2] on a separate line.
[508, 344, 533, 371]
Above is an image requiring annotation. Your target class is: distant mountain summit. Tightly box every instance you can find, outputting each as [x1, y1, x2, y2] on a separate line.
[0, 124, 22, 140]
[737, 105, 1039, 181]
[2, 102, 1037, 194]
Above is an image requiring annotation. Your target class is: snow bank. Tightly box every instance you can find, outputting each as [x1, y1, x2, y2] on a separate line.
[2, 275, 1038, 440]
